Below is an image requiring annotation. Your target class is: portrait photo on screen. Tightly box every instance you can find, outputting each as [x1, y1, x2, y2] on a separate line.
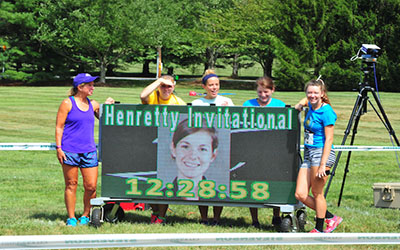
[157, 114, 231, 201]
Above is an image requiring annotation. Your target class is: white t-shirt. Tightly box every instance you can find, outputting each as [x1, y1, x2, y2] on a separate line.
[191, 95, 234, 106]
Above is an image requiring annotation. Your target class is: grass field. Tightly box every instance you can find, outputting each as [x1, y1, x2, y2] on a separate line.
[1, 83, 400, 249]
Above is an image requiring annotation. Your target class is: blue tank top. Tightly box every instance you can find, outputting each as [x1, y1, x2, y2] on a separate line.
[61, 96, 96, 153]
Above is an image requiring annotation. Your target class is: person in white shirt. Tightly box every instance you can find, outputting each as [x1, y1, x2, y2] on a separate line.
[191, 69, 233, 225]
[191, 69, 234, 106]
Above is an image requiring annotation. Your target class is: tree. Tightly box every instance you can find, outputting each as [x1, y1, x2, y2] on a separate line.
[0, 0, 69, 81]
[123, 0, 182, 76]
[273, 0, 358, 90]
[36, 0, 142, 83]
[352, 0, 400, 91]
[196, 0, 279, 79]
[187, 0, 234, 72]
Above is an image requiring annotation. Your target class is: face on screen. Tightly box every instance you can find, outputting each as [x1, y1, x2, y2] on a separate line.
[171, 130, 217, 179]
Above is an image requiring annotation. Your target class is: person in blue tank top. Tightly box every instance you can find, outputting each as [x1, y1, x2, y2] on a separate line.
[242, 76, 285, 230]
[294, 78, 342, 233]
[55, 73, 114, 226]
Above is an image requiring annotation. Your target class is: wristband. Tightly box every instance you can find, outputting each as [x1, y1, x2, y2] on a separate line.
[56, 145, 62, 149]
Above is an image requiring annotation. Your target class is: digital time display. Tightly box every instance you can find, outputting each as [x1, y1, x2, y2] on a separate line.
[125, 178, 270, 201]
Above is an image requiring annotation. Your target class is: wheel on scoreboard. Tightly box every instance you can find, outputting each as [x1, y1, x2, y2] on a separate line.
[280, 215, 292, 232]
[103, 203, 125, 223]
[90, 207, 102, 227]
[296, 209, 307, 232]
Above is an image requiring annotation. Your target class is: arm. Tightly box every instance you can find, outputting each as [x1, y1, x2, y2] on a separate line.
[317, 124, 334, 178]
[140, 78, 173, 104]
[91, 97, 115, 119]
[55, 99, 71, 165]
[294, 97, 308, 111]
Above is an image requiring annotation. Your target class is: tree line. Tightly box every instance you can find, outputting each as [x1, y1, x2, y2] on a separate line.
[1, 0, 400, 91]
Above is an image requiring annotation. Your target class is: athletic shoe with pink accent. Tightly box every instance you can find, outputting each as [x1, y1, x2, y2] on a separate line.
[153, 216, 165, 224]
[150, 214, 158, 223]
[309, 228, 323, 233]
[324, 215, 343, 233]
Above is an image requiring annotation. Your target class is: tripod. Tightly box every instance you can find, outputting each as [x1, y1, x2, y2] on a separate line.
[324, 61, 400, 206]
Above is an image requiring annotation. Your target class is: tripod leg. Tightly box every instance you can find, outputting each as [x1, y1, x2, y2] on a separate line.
[324, 89, 365, 198]
[337, 111, 362, 207]
[369, 90, 400, 146]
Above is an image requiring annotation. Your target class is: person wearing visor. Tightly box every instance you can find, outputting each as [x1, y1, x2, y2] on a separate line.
[140, 75, 186, 105]
[191, 69, 234, 106]
[140, 75, 186, 224]
[55, 73, 114, 226]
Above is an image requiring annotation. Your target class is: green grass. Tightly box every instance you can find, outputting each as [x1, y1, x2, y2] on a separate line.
[1, 85, 400, 249]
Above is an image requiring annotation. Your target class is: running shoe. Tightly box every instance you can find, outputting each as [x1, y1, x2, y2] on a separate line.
[252, 221, 261, 229]
[324, 215, 343, 233]
[199, 220, 209, 225]
[153, 216, 166, 224]
[66, 217, 77, 227]
[309, 228, 322, 233]
[150, 213, 158, 223]
[211, 220, 220, 226]
[78, 216, 90, 226]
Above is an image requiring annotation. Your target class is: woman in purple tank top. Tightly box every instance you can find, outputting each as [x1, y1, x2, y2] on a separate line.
[55, 73, 114, 226]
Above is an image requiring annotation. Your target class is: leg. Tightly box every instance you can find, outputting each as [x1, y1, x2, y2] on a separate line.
[249, 207, 258, 224]
[213, 206, 223, 222]
[150, 204, 159, 223]
[272, 207, 280, 218]
[158, 204, 169, 218]
[310, 166, 329, 219]
[309, 166, 330, 232]
[198, 205, 208, 222]
[150, 204, 159, 213]
[80, 166, 98, 217]
[295, 167, 316, 210]
[271, 207, 282, 228]
[62, 164, 79, 219]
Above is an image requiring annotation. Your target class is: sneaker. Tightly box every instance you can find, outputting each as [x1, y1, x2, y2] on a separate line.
[200, 220, 209, 226]
[150, 213, 158, 223]
[211, 220, 220, 226]
[309, 228, 323, 233]
[153, 216, 166, 224]
[252, 221, 261, 229]
[78, 216, 90, 226]
[66, 217, 77, 227]
[324, 215, 343, 233]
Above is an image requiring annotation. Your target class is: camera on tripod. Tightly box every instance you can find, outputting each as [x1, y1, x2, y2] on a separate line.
[360, 44, 381, 63]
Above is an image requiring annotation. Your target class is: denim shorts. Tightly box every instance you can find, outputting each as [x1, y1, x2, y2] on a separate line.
[300, 147, 336, 169]
[63, 150, 98, 168]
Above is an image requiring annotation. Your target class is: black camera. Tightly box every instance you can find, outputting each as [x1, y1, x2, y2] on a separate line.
[361, 44, 381, 62]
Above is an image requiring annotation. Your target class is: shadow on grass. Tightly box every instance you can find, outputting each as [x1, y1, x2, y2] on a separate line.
[123, 211, 277, 231]
[30, 208, 277, 231]
[30, 212, 66, 221]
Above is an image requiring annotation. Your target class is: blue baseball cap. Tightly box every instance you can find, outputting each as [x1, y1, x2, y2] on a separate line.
[73, 73, 99, 88]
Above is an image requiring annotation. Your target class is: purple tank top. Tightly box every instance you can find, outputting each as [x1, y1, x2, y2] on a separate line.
[61, 96, 96, 153]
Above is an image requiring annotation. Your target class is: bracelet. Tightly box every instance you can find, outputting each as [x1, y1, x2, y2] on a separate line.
[56, 145, 62, 149]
